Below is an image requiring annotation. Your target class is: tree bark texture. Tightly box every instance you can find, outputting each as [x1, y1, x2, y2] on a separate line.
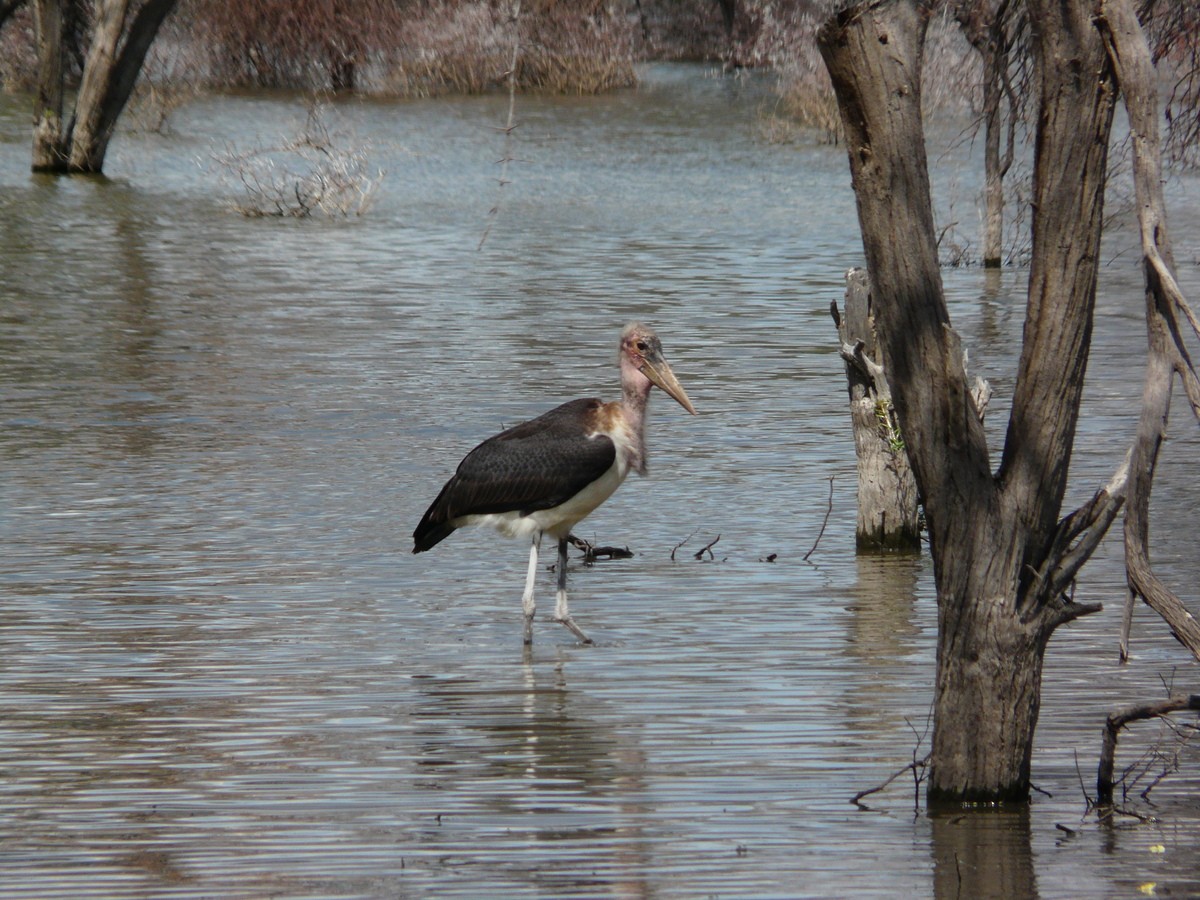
[834, 268, 921, 550]
[70, 0, 178, 173]
[32, 0, 178, 174]
[32, 0, 68, 172]
[999, 0, 1116, 578]
[980, 69, 1005, 268]
[819, 0, 1114, 804]
[0, 0, 27, 31]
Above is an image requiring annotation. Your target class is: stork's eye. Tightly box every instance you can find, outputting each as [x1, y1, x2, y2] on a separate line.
[636, 341, 648, 352]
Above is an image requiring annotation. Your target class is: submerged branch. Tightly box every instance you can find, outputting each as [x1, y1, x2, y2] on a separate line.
[1096, 694, 1200, 806]
[851, 753, 931, 809]
[804, 476, 835, 562]
[566, 534, 633, 563]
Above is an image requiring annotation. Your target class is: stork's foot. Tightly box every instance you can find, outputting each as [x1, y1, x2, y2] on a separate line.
[554, 615, 593, 644]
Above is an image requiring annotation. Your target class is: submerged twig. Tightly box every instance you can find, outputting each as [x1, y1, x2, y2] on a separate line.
[1096, 693, 1200, 807]
[694, 534, 721, 560]
[567, 533, 633, 563]
[851, 753, 931, 809]
[670, 530, 698, 561]
[804, 476, 836, 561]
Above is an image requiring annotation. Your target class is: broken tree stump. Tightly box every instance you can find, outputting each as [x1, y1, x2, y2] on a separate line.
[832, 268, 921, 551]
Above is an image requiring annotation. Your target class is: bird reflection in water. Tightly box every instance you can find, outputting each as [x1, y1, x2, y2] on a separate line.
[411, 654, 654, 895]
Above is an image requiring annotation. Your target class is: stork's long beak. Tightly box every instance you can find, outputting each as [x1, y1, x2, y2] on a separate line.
[642, 355, 697, 415]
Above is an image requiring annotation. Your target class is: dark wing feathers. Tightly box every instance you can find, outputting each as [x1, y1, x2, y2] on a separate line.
[412, 399, 616, 552]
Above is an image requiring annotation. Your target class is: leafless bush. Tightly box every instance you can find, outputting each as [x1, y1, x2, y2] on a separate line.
[740, 5, 841, 143]
[633, 0, 729, 61]
[920, 11, 982, 114]
[125, 80, 196, 134]
[1143, 0, 1200, 169]
[385, 1, 635, 96]
[385, 3, 510, 96]
[1095, 688, 1200, 811]
[161, 0, 635, 97]
[211, 103, 382, 217]
[519, 2, 636, 93]
[180, 0, 402, 92]
[0, 3, 35, 91]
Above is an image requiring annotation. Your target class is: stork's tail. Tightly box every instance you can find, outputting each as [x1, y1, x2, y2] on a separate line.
[412, 517, 455, 553]
[413, 483, 457, 553]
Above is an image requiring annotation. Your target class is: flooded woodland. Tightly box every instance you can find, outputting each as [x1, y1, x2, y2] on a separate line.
[3, 64, 1200, 898]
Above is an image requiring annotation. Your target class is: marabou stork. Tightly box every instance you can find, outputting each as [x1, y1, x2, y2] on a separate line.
[412, 323, 696, 644]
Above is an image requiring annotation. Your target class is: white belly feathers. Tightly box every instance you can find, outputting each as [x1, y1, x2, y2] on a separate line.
[458, 419, 637, 541]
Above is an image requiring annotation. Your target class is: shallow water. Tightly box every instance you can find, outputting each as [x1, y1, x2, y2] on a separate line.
[2, 64, 1200, 898]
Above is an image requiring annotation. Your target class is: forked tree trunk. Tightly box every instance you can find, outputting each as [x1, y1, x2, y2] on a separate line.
[32, 0, 178, 174]
[819, 0, 1116, 803]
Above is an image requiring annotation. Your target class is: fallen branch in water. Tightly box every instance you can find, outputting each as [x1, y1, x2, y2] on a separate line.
[1096, 693, 1200, 807]
[852, 753, 931, 809]
[567, 533, 633, 563]
[694, 534, 721, 560]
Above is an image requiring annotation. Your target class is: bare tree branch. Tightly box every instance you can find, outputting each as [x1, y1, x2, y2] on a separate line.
[1096, 694, 1200, 806]
[1098, 0, 1200, 662]
[1029, 455, 1128, 614]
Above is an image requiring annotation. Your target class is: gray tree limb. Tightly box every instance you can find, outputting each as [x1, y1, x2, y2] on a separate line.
[1096, 694, 1200, 806]
[1098, 0, 1200, 663]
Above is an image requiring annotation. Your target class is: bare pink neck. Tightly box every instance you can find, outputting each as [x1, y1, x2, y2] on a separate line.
[620, 355, 652, 475]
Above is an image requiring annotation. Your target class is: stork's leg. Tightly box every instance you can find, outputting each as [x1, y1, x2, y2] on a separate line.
[553, 537, 593, 644]
[522, 533, 540, 645]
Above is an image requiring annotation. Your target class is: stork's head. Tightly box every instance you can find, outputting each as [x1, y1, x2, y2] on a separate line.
[619, 323, 696, 415]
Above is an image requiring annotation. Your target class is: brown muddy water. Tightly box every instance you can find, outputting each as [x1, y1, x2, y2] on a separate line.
[2, 64, 1200, 899]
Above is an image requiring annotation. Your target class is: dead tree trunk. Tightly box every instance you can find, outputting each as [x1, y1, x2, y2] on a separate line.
[953, 1, 1021, 268]
[833, 268, 921, 550]
[31, 0, 69, 171]
[32, 0, 179, 174]
[819, 0, 1118, 803]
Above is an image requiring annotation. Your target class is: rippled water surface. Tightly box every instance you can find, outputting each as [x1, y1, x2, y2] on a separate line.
[3, 65, 1200, 898]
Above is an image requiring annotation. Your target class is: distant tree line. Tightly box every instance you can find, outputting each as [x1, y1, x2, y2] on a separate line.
[0, 0, 1196, 203]
[0, 0, 734, 97]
